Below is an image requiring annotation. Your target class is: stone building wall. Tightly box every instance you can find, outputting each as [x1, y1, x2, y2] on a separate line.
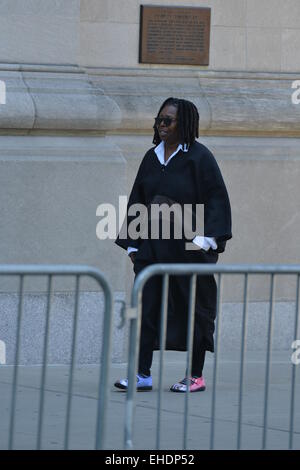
[0, 1, 300, 362]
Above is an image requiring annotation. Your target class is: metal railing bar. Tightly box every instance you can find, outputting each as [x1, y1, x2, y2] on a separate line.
[237, 273, 249, 450]
[2, 264, 300, 278]
[210, 273, 223, 450]
[127, 264, 300, 450]
[289, 274, 300, 450]
[262, 273, 276, 449]
[1, 265, 112, 451]
[125, 286, 143, 450]
[131, 265, 300, 311]
[8, 274, 24, 450]
[36, 275, 52, 450]
[183, 274, 197, 450]
[0, 265, 114, 277]
[156, 274, 169, 450]
[64, 275, 80, 450]
[95, 275, 114, 450]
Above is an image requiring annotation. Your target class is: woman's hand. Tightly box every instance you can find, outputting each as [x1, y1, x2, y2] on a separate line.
[129, 252, 136, 264]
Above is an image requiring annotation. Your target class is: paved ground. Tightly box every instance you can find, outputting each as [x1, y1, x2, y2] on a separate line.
[0, 350, 299, 450]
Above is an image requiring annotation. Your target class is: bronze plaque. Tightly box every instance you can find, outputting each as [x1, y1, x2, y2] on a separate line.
[139, 5, 211, 65]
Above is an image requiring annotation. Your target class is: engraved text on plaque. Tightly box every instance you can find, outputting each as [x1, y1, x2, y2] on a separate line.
[139, 6, 211, 65]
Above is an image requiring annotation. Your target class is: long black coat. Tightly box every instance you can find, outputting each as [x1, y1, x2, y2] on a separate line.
[116, 141, 232, 352]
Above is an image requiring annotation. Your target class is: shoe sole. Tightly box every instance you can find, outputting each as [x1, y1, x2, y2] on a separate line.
[114, 382, 152, 391]
[170, 386, 206, 393]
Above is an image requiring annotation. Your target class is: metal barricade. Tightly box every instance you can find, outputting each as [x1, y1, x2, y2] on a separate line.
[0, 265, 113, 450]
[123, 264, 300, 450]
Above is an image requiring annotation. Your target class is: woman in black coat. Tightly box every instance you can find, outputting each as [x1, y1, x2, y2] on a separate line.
[115, 97, 232, 393]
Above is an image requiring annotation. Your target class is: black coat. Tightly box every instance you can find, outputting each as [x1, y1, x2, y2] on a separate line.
[116, 141, 232, 352]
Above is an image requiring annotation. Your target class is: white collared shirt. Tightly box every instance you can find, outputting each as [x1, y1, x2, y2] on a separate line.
[154, 141, 189, 166]
[127, 142, 217, 255]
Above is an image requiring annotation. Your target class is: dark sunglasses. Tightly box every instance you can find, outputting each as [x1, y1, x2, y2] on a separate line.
[154, 117, 177, 127]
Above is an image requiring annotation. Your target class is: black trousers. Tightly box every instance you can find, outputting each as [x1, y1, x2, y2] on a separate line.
[135, 261, 206, 378]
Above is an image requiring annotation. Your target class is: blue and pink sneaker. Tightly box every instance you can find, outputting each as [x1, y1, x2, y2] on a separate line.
[170, 376, 206, 393]
[114, 374, 152, 391]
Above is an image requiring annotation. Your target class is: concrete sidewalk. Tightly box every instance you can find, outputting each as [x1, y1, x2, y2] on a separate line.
[0, 350, 299, 450]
